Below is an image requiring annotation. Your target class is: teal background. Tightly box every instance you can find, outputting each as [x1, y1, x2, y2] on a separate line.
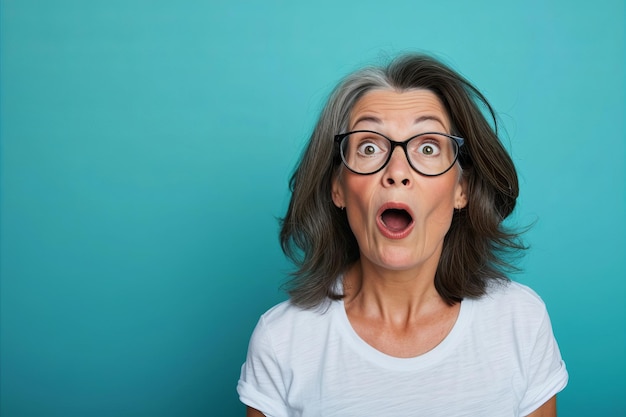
[1, 0, 623, 416]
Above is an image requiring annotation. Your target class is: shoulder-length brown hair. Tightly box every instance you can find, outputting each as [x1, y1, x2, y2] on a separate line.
[280, 54, 524, 309]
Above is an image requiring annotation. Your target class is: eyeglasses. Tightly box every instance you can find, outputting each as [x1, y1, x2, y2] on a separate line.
[334, 130, 465, 176]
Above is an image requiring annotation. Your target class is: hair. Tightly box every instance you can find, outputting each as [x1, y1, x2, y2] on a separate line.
[280, 53, 525, 309]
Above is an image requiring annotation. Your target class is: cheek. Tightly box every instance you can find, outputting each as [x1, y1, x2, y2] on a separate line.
[341, 178, 378, 231]
[421, 180, 459, 219]
[342, 176, 374, 207]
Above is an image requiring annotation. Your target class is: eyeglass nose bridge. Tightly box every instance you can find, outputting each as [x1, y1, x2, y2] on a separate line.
[383, 139, 413, 169]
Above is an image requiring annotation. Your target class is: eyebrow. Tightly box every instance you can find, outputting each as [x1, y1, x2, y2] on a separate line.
[352, 115, 447, 129]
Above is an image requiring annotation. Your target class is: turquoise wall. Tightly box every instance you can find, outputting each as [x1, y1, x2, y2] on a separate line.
[1, 1, 624, 415]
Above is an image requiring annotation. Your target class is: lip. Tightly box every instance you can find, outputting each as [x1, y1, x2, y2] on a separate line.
[376, 202, 415, 239]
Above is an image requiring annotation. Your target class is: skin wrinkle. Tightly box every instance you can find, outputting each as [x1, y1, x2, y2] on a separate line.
[330, 89, 468, 357]
[333, 89, 466, 274]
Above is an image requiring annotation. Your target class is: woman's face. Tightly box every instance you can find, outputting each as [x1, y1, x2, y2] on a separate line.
[332, 89, 467, 273]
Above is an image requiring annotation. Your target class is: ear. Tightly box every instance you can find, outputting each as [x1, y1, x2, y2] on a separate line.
[331, 173, 345, 209]
[454, 175, 468, 209]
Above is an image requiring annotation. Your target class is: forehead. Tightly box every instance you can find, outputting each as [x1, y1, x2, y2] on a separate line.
[350, 89, 450, 129]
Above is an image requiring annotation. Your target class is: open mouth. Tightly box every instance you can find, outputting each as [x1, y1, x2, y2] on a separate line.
[380, 208, 414, 233]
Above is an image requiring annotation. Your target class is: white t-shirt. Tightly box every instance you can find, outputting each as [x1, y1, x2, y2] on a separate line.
[238, 281, 568, 417]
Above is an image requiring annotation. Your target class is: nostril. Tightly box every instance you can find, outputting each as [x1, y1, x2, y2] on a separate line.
[385, 178, 410, 186]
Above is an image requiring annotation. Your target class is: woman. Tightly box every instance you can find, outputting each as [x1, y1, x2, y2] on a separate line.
[237, 54, 568, 416]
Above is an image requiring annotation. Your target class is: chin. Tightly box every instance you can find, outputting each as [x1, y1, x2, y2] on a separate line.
[375, 253, 423, 271]
[372, 242, 441, 269]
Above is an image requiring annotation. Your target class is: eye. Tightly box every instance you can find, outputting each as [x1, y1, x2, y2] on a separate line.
[417, 141, 441, 156]
[357, 141, 384, 156]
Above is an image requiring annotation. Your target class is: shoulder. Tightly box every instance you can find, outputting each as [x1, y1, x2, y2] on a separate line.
[478, 280, 547, 312]
[258, 299, 329, 328]
[469, 281, 550, 338]
[251, 299, 336, 355]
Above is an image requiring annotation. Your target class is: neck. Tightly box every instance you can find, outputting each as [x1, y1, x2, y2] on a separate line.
[343, 257, 446, 321]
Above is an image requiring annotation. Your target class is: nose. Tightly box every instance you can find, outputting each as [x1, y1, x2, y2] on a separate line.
[382, 146, 411, 187]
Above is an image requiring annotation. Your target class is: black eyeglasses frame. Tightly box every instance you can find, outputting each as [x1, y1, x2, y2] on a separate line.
[334, 130, 465, 177]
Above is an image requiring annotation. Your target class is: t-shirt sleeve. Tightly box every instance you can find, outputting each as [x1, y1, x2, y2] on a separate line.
[518, 306, 569, 416]
[237, 316, 289, 417]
